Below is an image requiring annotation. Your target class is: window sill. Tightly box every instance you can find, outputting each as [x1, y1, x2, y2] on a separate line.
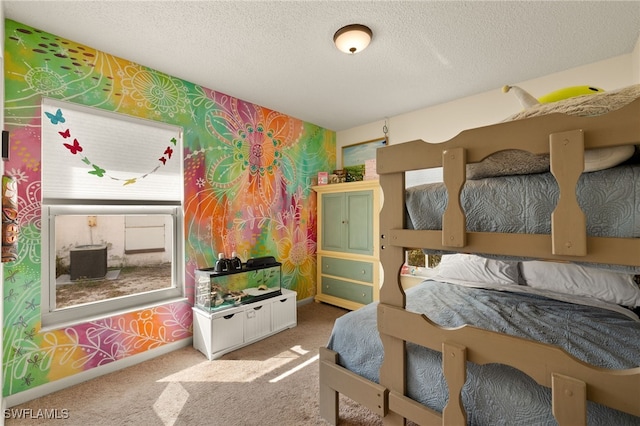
[41, 295, 188, 332]
[402, 267, 438, 279]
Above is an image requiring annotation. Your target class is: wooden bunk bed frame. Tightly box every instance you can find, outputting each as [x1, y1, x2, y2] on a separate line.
[319, 98, 640, 425]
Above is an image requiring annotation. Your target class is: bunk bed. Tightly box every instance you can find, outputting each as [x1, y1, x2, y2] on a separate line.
[319, 86, 640, 425]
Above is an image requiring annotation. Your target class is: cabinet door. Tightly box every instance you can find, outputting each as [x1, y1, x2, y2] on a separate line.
[211, 312, 244, 354]
[272, 295, 296, 330]
[321, 192, 345, 252]
[321, 190, 373, 255]
[345, 190, 373, 255]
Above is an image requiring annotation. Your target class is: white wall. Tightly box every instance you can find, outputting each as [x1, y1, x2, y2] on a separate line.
[337, 52, 639, 164]
[633, 33, 640, 82]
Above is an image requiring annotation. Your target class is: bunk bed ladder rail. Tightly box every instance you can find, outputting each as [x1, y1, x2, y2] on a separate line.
[549, 129, 586, 256]
[441, 147, 466, 248]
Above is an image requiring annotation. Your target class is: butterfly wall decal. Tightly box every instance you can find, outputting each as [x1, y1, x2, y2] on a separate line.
[63, 139, 83, 154]
[88, 164, 106, 177]
[45, 109, 65, 125]
[22, 373, 33, 387]
[49, 108, 179, 185]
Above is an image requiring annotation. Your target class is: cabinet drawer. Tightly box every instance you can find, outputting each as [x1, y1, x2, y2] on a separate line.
[321, 256, 373, 283]
[321, 276, 373, 305]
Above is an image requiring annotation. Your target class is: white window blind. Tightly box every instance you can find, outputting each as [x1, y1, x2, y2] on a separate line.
[42, 98, 182, 202]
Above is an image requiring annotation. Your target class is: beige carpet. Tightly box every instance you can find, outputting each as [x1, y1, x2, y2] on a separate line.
[6, 301, 386, 426]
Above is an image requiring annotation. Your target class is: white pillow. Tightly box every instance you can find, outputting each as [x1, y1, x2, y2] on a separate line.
[584, 145, 635, 172]
[436, 254, 520, 286]
[520, 261, 640, 307]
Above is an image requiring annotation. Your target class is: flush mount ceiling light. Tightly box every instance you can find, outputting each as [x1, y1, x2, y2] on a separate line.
[333, 24, 372, 54]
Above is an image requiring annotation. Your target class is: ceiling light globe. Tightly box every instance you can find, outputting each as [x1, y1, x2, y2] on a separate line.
[333, 24, 372, 54]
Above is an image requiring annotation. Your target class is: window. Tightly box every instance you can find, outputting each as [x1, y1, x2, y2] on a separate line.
[407, 248, 427, 268]
[405, 168, 443, 188]
[404, 249, 441, 276]
[42, 206, 183, 325]
[41, 98, 184, 327]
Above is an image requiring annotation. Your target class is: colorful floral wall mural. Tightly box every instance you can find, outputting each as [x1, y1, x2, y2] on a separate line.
[2, 19, 334, 397]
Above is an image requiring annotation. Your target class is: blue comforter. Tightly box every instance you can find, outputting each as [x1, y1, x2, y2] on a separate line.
[326, 280, 640, 425]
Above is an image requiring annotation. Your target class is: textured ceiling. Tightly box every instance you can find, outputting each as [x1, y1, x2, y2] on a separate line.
[4, 1, 640, 131]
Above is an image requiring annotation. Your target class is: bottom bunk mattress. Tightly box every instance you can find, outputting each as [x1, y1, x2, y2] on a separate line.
[326, 280, 640, 425]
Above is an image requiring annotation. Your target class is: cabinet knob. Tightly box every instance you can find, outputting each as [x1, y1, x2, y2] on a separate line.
[362, 270, 366, 274]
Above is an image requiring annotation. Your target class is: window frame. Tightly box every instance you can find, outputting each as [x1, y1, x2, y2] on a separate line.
[41, 203, 185, 329]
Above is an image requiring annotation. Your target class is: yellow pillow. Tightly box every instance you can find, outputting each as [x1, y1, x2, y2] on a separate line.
[537, 85, 605, 103]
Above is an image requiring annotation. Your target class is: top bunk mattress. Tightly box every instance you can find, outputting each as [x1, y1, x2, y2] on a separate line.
[406, 163, 640, 238]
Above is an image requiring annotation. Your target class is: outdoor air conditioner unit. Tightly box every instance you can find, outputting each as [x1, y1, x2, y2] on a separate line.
[70, 244, 107, 280]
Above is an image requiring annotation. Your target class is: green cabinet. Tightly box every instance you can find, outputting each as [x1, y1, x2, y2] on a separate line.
[321, 190, 373, 256]
[313, 180, 380, 310]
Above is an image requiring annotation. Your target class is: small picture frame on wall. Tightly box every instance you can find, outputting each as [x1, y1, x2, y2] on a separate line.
[342, 137, 386, 181]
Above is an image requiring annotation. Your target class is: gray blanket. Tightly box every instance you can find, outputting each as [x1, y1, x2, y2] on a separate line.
[405, 164, 640, 273]
[327, 280, 640, 425]
[406, 164, 640, 237]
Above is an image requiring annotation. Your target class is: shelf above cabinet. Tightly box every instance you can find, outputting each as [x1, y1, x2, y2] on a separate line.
[312, 179, 380, 194]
